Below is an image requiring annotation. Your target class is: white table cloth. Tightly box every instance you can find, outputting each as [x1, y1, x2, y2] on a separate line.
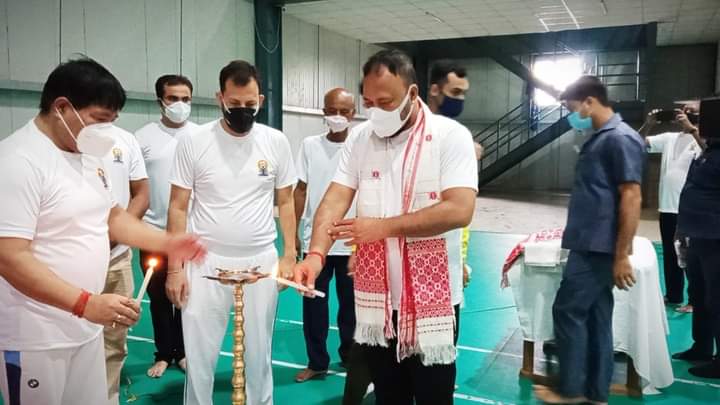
[508, 236, 674, 393]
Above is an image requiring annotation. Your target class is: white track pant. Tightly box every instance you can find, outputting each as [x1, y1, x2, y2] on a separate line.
[0, 334, 107, 405]
[183, 247, 279, 405]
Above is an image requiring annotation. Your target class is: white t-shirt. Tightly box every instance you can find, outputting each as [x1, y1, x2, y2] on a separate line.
[104, 126, 148, 259]
[170, 120, 296, 255]
[647, 132, 701, 214]
[0, 119, 115, 350]
[135, 121, 199, 229]
[333, 114, 478, 309]
[297, 133, 356, 256]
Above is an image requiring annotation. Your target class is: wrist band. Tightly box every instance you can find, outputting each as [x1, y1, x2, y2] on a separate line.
[72, 289, 91, 318]
[307, 251, 325, 267]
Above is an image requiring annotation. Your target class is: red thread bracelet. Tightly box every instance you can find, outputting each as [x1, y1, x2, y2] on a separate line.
[307, 251, 326, 267]
[72, 290, 91, 318]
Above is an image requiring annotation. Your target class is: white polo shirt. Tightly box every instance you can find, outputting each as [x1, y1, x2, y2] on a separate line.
[0, 119, 115, 350]
[297, 133, 356, 256]
[333, 114, 478, 309]
[135, 120, 199, 229]
[104, 126, 148, 260]
[647, 132, 701, 214]
[170, 120, 296, 255]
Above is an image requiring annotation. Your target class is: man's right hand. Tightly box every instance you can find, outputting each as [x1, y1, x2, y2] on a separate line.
[166, 271, 190, 308]
[293, 255, 324, 296]
[645, 109, 660, 127]
[83, 293, 140, 328]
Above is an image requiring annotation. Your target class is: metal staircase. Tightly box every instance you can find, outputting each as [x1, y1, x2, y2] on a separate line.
[475, 99, 571, 187]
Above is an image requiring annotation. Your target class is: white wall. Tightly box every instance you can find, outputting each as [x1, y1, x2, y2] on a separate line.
[0, 0, 254, 136]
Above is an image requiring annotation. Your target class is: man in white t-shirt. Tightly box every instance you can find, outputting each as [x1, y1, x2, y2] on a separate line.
[166, 60, 297, 405]
[640, 103, 703, 309]
[293, 88, 357, 383]
[135, 74, 199, 378]
[101, 125, 149, 404]
[0, 58, 205, 405]
[294, 49, 478, 404]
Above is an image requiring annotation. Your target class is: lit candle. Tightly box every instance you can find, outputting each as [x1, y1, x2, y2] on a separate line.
[135, 257, 159, 303]
[270, 263, 326, 298]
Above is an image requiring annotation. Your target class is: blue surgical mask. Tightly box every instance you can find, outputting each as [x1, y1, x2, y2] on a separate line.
[438, 96, 464, 118]
[567, 111, 593, 130]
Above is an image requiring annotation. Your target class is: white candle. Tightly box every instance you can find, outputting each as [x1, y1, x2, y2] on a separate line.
[135, 258, 159, 303]
[270, 263, 326, 298]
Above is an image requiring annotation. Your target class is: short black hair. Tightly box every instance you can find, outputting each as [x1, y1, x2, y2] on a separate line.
[39, 57, 126, 114]
[699, 97, 720, 140]
[219, 60, 261, 92]
[559, 75, 610, 106]
[362, 49, 417, 87]
[155, 74, 194, 99]
[430, 59, 467, 86]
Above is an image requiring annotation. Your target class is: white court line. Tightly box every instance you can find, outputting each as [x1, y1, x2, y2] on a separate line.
[135, 304, 719, 390]
[127, 334, 511, 404]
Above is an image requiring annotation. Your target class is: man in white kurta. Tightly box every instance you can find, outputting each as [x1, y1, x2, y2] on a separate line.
[166, 60, 297, 405]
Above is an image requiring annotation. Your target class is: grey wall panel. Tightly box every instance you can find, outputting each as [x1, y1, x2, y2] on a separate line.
[283, 14, 318, 108]
[0, 0, 10, 80]
[145, 0, 181, 88]
[7, 0, 59, 82]
[59, 0, 85, 61]
[84, 0, 149, 92]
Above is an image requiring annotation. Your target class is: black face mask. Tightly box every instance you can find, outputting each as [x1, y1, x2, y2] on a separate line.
[223, 106, 256, 134]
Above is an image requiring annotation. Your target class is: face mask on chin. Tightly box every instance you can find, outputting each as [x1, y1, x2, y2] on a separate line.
[368, 86, 416, 138]
[55, 105, 116, 157]
[222, 100, 258, 134]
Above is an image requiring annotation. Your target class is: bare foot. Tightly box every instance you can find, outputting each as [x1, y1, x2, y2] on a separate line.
[147, 360, 169, 378]
[294, 368, 327, 383]
[177, 358, 187, 372]
[533, 385, 588, 404]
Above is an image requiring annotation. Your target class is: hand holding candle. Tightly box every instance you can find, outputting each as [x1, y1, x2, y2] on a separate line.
[271, 263, 325, 298]
[135, 257, 159, 303]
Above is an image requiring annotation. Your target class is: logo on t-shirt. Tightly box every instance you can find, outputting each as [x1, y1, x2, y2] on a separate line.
[257, 160, 269, 176]
[97, 168, 109, 189]
[112, 147, 123, 163]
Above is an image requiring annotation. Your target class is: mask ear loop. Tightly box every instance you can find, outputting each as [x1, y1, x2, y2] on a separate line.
[55, 107, 80, 142]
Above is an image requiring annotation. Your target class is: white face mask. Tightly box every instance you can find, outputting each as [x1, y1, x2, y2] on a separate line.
[55, 106, 116, 157]
[162, 101, 192, 124]
[325, 115, 350, 133]
[367, 87, 415, 138]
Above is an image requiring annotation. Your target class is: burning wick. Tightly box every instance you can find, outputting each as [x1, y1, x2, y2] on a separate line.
[135, 257, 159, 303]
[270, 263, 325, 298]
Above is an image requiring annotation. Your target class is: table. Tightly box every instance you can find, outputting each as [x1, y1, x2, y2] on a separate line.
[507, 236, 674, 396]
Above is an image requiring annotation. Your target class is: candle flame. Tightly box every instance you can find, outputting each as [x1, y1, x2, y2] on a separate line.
[148, 258, 159, 268]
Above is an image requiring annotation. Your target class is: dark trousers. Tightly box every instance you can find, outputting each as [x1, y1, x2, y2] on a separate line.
[688, 239, 720, 355]
[553, 251, 614, 402]
[342, 304, 461, 405]
[660, 213, 685, 303]
[303, 255, 355, 371]
[139, 250, 185, 363]
[685, 246, 716, 355]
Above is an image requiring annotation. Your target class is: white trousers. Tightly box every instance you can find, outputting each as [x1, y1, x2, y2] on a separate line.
[183, 247, 279, 405]
[0, 334, 107, 405]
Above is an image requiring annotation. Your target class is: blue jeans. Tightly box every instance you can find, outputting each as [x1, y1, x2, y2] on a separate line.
[553, 250, 614, 402]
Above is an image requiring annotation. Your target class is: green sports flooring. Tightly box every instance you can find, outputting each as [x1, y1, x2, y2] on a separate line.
[5, 231, 720, 404]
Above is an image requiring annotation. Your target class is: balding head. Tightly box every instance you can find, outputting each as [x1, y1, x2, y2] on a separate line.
[324, 88, 355, 109]
[323, 88, 355, 133]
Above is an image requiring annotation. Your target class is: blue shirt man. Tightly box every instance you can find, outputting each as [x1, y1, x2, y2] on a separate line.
[535, 76, 646, 405]
[563, 113, 646, 253]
